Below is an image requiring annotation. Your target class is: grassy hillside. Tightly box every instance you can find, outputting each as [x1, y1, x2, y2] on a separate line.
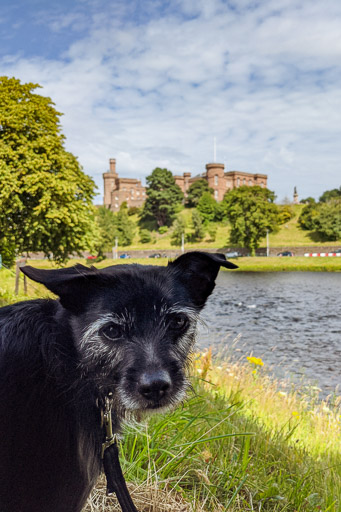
[123, 205, 340, 251]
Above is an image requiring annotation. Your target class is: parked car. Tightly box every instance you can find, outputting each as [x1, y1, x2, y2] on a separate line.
[225, 251, 243, 258]
[86, 255, 97, 260]
[335, 249, 341, 254]
[149, 253, 161, 258]
[119, 253, 130, 259]
[277, 251, 294, 257]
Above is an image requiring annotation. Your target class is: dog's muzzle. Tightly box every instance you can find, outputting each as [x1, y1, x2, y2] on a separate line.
[138, 369, 172, 405]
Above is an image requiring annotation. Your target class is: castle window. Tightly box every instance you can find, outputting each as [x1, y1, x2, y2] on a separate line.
[249, 179, 252, 186]
[214, 175, 218, 186]
[237, 178, 240, 186]
[214, 190, 218, 199]
[115, 196, 119, 200]
[243, 178, 246, 185]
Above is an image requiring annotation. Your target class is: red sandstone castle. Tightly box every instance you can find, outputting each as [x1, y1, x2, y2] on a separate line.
[103, 158, 267, 212]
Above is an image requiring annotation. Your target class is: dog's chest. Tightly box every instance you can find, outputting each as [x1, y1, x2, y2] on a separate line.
[0, 379, 102, 512]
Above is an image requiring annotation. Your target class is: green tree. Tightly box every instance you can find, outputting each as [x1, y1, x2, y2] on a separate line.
[139, 228, 152, 244]
[171, 216, 187, 246]
[95, 206, 117, 254]
[301, 197, 316, 204]
[114, 205, 135, 246]
[191, 209, 206, 241]
[186, 179, 213, 207]
[197, 191, 218, 223]
[314, 199, 341, 240]
[298, 203, 320, 231]
[0, 76, 97, 263]
[223, 186, 279, 256]
[277, 204, 296, 225]
[319, 187, 341, 203]
[142, 168, 184, 227]
[95, 204, 135, 253]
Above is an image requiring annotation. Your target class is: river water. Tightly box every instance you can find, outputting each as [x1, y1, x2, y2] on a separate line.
[197, 271, 341, 395]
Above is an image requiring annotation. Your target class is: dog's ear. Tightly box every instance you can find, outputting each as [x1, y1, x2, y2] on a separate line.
[20, 264, 98, 311]
[169, 252, 238, 307]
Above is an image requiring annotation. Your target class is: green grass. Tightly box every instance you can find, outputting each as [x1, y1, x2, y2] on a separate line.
[1, 268, 340, 511]
[113, 351, 341, 511]
[122, 205, 341, 251]
[1, 255, 340, 308]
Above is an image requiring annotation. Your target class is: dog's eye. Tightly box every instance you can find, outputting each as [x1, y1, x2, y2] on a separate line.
[100, 323, 122, 341]
[168, 314, 189, 332]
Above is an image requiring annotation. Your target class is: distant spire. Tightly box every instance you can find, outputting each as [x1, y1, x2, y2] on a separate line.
[293, 186, 299, 204]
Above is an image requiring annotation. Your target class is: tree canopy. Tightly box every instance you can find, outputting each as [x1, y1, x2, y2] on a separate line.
[0, 76, 97, 264]
[196, 191, 218, 223]
[223, 186, 279, 255]
[95, 204, 135, 254]
[319, 187, 341, 203]
[185, 179, 213, 207]
[142, 167, 184, 227]
[299, 198, 341, 240]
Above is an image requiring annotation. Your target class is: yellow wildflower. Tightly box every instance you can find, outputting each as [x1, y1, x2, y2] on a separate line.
[247, 356, 264, 367]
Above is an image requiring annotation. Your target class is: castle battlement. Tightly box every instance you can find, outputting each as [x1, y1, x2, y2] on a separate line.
[103, 159, 268, 211]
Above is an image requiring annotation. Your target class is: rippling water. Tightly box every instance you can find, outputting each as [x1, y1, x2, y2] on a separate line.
[197, 271, 341, 394]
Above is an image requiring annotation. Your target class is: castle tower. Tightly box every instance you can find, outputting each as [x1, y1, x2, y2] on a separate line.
[103, 158, 118, 208]
[206, 163, 225, 201]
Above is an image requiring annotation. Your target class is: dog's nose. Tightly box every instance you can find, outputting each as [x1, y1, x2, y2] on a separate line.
[138, 370, 171, 402]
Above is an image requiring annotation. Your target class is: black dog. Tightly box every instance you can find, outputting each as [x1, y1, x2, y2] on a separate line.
[0, 251, 237, 512]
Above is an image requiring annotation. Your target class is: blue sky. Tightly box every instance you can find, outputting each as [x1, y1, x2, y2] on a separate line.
[1, 0, 341, 202]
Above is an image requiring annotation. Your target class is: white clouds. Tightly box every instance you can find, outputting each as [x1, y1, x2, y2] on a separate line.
[1, 0, 340, 201]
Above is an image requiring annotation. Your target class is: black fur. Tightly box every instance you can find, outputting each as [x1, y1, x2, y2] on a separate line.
[0, 252, 237, 512]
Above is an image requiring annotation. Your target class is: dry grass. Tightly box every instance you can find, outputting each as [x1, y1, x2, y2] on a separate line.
[83, 475, 196, 512]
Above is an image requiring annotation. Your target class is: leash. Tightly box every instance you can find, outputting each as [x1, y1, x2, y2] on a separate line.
[101, 394, 139, 512]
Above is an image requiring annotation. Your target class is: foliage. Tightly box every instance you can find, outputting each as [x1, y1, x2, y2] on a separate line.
[128, 206, 141, 216]
[185, 179, 213, 207]
[95, 206, 117, 254]
[142, 168, 184, 227]
[298, 198, 341, 241]
[196, 191, 218, 223]
[171, 216, 187, 246]
[277, 204, 296, 225]
[139, 229, 152, 244]
[190, 209, 206, 242]
[0, 236, 17, 267]
[114, 206, 135, 246]
[158, 226, 168, 234]
[0, 76, 97, 263]
[223, 186, 279, 256]
[313, 198, 341, 240]
[95, 205, 135, 252]
[298, 203, 320, 231]
[207, 224, 217, 242]
[319, 186, 341, 203]
[301, 197, 316, 204]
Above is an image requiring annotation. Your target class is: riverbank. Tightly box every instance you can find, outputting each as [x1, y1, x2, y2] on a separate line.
[84, 351, 341, 511]
[0, 271, 339, 510]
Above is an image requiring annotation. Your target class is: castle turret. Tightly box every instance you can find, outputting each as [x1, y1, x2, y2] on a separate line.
[206, 163, 225, 201]
[103, 158, 118, 207]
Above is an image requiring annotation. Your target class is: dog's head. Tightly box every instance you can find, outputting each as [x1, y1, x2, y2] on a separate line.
[22, 252, 237, 417]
